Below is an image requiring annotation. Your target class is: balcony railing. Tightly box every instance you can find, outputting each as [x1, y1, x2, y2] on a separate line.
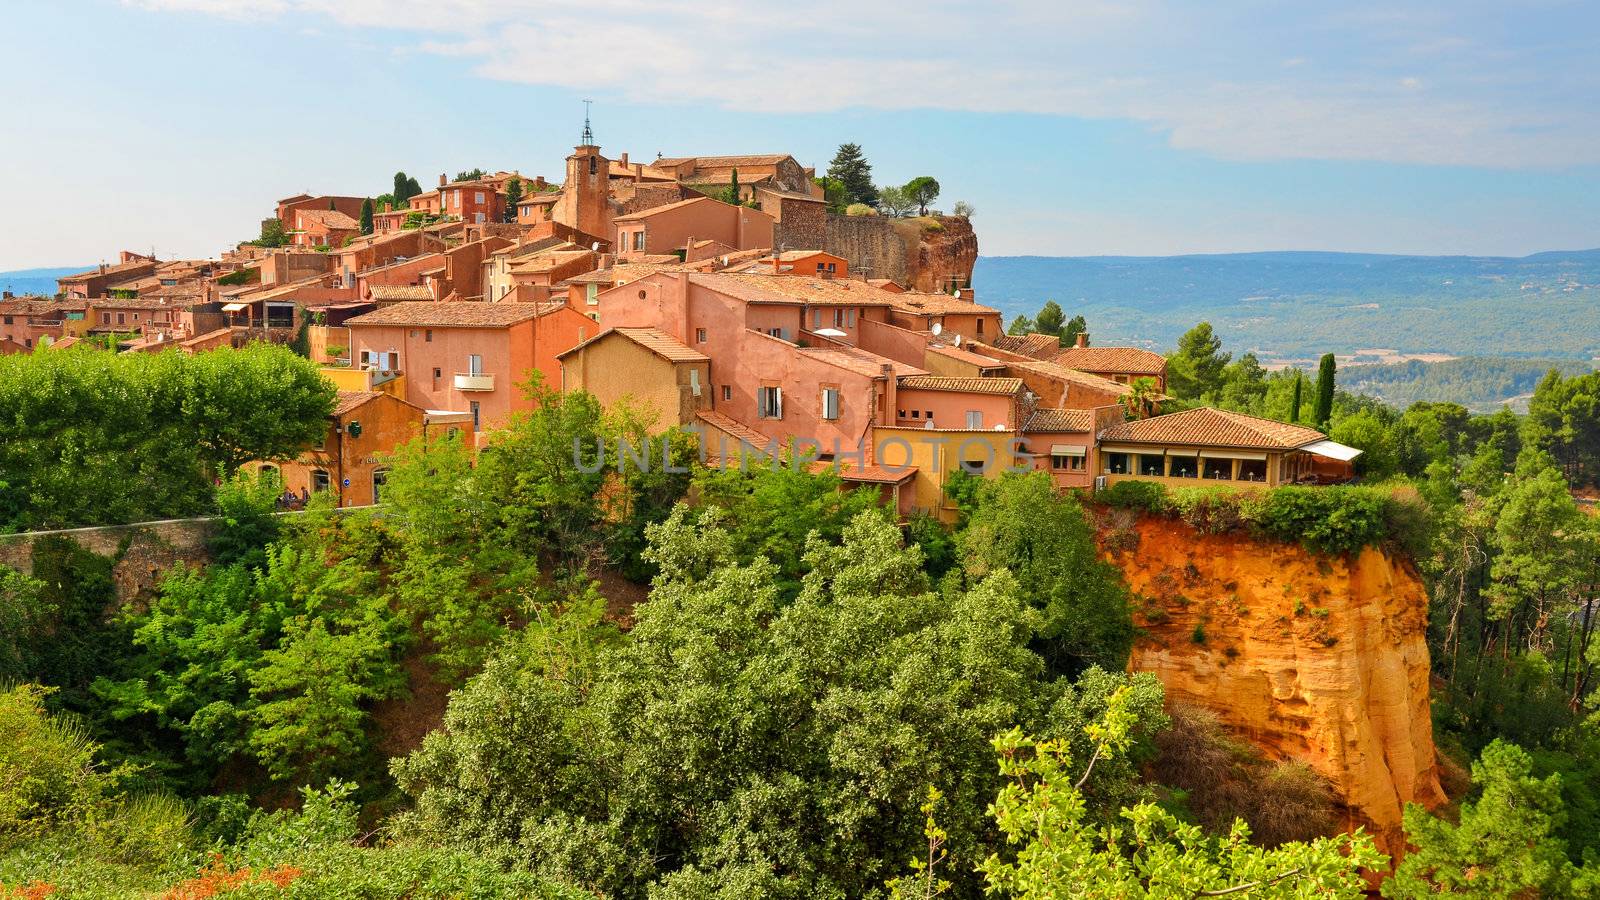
[454, 372, 495, 391]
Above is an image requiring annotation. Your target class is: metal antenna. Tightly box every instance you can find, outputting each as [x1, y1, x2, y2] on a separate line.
[581, 100, 594, 145]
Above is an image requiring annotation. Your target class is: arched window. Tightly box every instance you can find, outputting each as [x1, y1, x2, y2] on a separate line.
[372, 469, 389, 505]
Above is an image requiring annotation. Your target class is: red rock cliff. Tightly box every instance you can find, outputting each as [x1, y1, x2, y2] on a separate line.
[1104, 515, 1445, 856]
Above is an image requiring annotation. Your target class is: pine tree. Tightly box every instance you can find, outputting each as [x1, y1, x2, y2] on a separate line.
[358, 198, 374, 235]
[827, 143, 877, 206]
[1313, 353, 1337, 430]
[1034, 301, 1065, 337]
[1062, 314, 1087, 347]
[1290, 371, 1303, 423]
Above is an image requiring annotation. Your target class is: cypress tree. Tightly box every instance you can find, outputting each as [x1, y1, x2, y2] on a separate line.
[358, 198, 374, 235]
[1313, 353, 1336, 430]
[728, 168, 740, 205]
[1289, 371, 1303, 423]
[503, 177, 523, 223]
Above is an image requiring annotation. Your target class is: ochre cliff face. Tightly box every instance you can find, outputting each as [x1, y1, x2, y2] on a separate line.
[909, 215, 978, 293]
[1104, 516, 1445, 856]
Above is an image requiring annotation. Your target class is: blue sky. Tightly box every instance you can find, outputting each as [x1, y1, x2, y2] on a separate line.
[1, 0, 1597, 270]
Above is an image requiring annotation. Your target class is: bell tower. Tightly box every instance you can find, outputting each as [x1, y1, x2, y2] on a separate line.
[557, 101, 610, 241]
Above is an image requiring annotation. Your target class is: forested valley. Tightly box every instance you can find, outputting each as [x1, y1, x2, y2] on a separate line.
[9, 333, 1600, 897]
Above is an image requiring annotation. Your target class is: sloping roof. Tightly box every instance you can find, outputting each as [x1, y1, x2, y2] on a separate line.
[991, 333, 1063, 358]
[898, 375, 1025, 396]
[295, 208, 360, 230]
[613, 195, 720, 222]
[891, 293, 1002, 317]
[368, 285, 433, 301]
[926, 344, 1005, 369]
[59, 257, 157, 282]
[1049, 345, 1166, 376]
[655, 154, 793, 168]
[1098, 407, 1326, 450]
[795, 345, 918, 379]
[333, 391, 381, 416]
[1004, 358, 1132, 395]
[696, 410, 773, 449]
[1023, 408, 1094, 433]
[613, 327, 709, 362]
[345, 301, 545, 328]
[691, 272, 897, 307]
[566, 262, 692, 284]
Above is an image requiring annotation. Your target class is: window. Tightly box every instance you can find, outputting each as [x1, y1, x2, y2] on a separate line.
[1051, 448, 1086, 471]
[924, 410, 934, 420]
[812, 308, 822, 329]
[467, 354, 483, 376]
[1203, 458, 1233, 480]
[470, 401, 481, 430]
[589, 156, 598, 175]
[311, 470, 330, 492]
[898, 409, 906, 419]
[911, 410, 920, 419]
[689, 368, 702, 396]
[758, 385, 783, 419]
[116, 313, 125, 325]
[977, 318, 985, 335]
[965, 410, 983, 429]
[372, 469, 388, 504]
[821, 386, 840, 420]
[2, 316, 10, 325]
[433, 367, 442, 381]
[1138, 454, 1165, 476]
[847, 308, 856, 327]
[425, 329, 433, 342]
[586, 283, 598, 305]
[722, 385, 731, 401]
[695, 327, 707, 343]
[1238, 459, 1268, 482]
[833, 309, 844, 327]
[632, 231, 646, 251]
[101, 313, 110, 324]
[474, 191, 485, 204]
[474, 213, 485, 224]
[451, 191, 460, 208]
[1169, 455, 1199, 478]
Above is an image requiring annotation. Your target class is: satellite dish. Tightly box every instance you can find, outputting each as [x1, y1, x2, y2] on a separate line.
[815, 327, 847, 338]
[591, 241, 601, 251]
[952, 334, 962, 347]
[931, 322, 942, 336]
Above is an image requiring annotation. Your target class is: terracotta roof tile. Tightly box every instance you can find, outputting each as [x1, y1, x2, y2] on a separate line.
[696, 410, 773, 449]
[1098, 407, 1325, 450]
[613, 195, 722, 222]
[926, 344, 1005, 369]
[333, 391, 380, 416]
[891, 292, 1002, 317]
[368, 285, 433, 301]
[991, 333, 1063, 358]
[899, 375, 1024, 395]
[1023, 408, 1094, 433]
[1049, 345, 1166, 376]
[1003, 358, 1132, 395]
[796, 345, 919, 378]
[613, 327, 710, 363]
[346, 301, 544, 328]
[655, 154, 793, 168]
[691, 272, 897, 306]
[295, 208, 360, 230]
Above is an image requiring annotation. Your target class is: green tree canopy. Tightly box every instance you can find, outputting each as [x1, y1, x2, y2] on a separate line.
[1313, 352, 1338, 430]
[904, 176, 940, 215]
[827, 143, 877, 206]
[1166, 322, 1231, 401]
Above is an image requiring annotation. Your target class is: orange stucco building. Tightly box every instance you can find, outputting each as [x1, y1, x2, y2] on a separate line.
[613, 196, 774, 260]
[344, 300, 598, 430]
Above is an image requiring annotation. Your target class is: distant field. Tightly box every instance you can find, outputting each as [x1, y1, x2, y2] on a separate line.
[973, 250, 1600, 361]
[1340, 357, 1593, 413]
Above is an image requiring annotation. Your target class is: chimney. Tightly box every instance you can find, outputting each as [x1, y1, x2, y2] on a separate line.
[620, 152, 629, 166]
[439, 173, 447, 187]
[99, 262, 107, 274]
[600, 253, 615, 268]
[1075, 332, 1089, 348]
[771, 255, 781, 274]
[957, 287, 974, 301]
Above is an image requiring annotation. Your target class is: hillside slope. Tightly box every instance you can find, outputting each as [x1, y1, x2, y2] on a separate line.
[1102, 514, 1445, 857]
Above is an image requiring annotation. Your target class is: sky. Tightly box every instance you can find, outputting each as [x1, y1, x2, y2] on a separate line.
[1, 0, 1597, 270]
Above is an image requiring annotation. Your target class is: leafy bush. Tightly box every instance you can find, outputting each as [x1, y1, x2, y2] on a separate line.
[845, 203, 877, 216]
[1098, 480, 1169, 513]
[1249, 486, 1389, 556]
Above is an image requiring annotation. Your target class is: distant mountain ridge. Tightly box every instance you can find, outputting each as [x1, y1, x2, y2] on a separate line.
[0, 266, 90, 298]
[973, 249, 1600, 361]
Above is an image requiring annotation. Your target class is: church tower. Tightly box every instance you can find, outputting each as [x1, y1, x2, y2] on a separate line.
[556, 103, 610, 241]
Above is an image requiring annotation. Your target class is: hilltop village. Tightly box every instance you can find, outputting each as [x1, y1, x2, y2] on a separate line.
[1, 133, 1360, 515]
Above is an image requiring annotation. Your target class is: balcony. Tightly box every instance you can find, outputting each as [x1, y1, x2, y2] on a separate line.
[454, 372, 495, 391]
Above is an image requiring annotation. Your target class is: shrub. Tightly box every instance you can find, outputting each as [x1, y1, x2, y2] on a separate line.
[1168, 487, 1246, 533]
[1247, 486, 1389, 556]
[1099, 480, 1169, 514]
[845, 203, 877, 216]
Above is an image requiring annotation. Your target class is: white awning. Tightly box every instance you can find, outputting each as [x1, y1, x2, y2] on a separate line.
[1199, 450, 1268, 461]
[1300, 439, 1363, 462]
[1049, 444, 1087, 456]
[221, 302, 248, 312]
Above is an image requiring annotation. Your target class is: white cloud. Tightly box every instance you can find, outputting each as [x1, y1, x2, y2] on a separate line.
[125, 0, 1600, 167]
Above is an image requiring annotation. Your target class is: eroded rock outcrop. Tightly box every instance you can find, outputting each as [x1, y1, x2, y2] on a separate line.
[1103, 515, 1445, 856]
